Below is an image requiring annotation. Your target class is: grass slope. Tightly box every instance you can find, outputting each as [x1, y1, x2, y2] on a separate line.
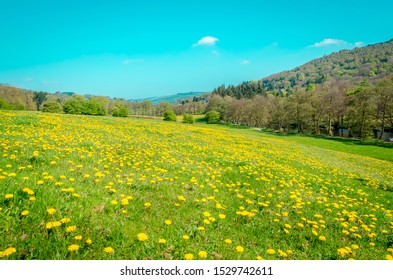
[0, 111, 392, 260]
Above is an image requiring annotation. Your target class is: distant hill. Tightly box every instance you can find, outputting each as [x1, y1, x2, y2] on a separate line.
[212, 39, 393, 98]
[130, 91, 207, 104]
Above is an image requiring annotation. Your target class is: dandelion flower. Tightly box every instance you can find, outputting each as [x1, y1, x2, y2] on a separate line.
[66, 226, 76, 232]
[182, 235, 190, 240]
[267, 249, 275, 255]
[137, 233, 148, 241]
[104, 247, 114, 254]
[386, 255, 393, 260]
[319, 236, 326, 241]
[68, 244, 79, 252]
[3, 247, 16, 256]
[158, 238, 167, 244]
[198, 251, 208, 259]
[85, 238, 92, 245]
[256, 256, 265, 260]
[218, 214, 226, 219]
[75, 235, 83, 240]
[47, 208, 56, 215]
[144, 202, 151, 207]
[236, 246, 244, 253]
[224, 239, 232, 244]
[5, 194, 13, 199]
[21, 210, 29, 216]
[164, 220, 172, 225]
[184, 253, 194, 260]
[198, 226, 205, 231]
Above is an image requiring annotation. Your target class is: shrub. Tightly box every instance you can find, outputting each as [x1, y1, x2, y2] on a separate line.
[183, 114, 194, 124]
[112, 103, 129, 117]
[42, 101, 62, 113]
[205, 110, 220, 124]
[163, 110, 176, 122]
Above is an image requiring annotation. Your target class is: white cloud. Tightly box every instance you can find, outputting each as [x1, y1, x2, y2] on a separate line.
[193, 36, 219, 47]
[123, 59, 144, 64]
[355, 41, 365, 48]
[241, 59, 250, 65]
[311, 38, 348, 47]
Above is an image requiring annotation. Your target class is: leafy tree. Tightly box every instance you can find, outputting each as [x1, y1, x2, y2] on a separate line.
[112, 102, 129, 117]
[63, 95, 87, 114]
[140, 100, 153, 115]
[183, 114, 194, 124]
[84, 97, 107, 116]
[42, 101, 62, 113]
[205, 110, 220, 124]
[163, 110, 176, 122]
[33, 91, 48, 111]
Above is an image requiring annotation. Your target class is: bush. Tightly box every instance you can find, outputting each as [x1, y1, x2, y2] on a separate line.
[205, 110, 220, 124]
[42, 101, 62, 113]
[183, 114, 194, 124]
[112, 103, 129, 117]
[63, 95, 86, 114]
[163, 110, 176, 122]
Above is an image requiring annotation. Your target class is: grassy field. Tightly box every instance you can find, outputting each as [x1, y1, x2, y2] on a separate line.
[0, 111, 392, 260]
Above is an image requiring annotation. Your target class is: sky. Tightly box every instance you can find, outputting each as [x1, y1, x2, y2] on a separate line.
[0, 0, 392, 99]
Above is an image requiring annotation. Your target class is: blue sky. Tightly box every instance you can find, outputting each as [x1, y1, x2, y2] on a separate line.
[0, 0, 392, 98]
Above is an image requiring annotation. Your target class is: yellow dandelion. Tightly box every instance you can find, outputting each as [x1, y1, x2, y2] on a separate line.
[68, 244, 79, 252]
[66, 226, 76, 232]
[267, 249, 275, 255]
[256, 255, 265, 260]
[236, 246, 244, 253]
[29, 197, 36, 201]
[198, 251, 208, 259]
[3, 247, 16, 256]
[158, 238, 167, 244]
[184, 253, 194, 260]
[47, 208, 56, 215]
[110, 200, 118, 205]
[37, 180, 44, 185]
[319, 236, 326, 241]
[137, 233, 148, 241]
[182, 235, 190, 240]
[85, 238, 92, 245]
[224, 239, 232, 244]
[74, 235, 83, 240]
[386, 255, 393, 260]
[104, 247, 114, 254]
[218, 214, 226, 219]
[144, 202, 151, 207]
[164, 219, 172, 225]
[198, 226, 205, 231]
[5, 194, 14, 199]
[61, 217, 70, 223]
[21, 210, 29, 216]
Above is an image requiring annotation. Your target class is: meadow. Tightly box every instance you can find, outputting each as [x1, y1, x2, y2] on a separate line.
[0, 111, 392, 260]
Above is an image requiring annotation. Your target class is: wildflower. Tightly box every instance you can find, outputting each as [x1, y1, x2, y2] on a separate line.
[47, 208, 56, 215]
[110, 200, 118, 205]
[60, 217, 70, 223]
[351, 245, 359, 250]
[3, 247, 16, 256]
[178, 195, 186, 201]
[236, 246, 244, 253]
[75, 235, 83, 240]
[256, 256, 265, 260]
[29, 197, 36, 201]
[319, 236, 326, 241]
[182, 235, 190, 240]
[203, 211, 211, 217]
[37, 180, 44, 185]
[386, 255, 393, 260]
[198, 226, 205, 231]
[184, 253, 194, 260]
[104, 247, 114, 254]
[21, 210, 29, 216]
[5, 194, 13, 199]
[267, 249, 275, 255]
[137, 233, 148, 241]
[218, 214, 226, 219]
[68, 244, 79, 252]
[66, 226, 76, 232]
[224, 239, 232, 244]
[278, 250, 288, 258]
[144, 202, 151, 207]
[85, 238, 92, 245]
[164, 219, 172, 225]
[198, 251, 208, 258]
[158, 239, 167, 244]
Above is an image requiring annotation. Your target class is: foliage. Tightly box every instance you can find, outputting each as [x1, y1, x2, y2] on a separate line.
[182, 114, 194, 124]
[42, 101, 62, 113]
[163, 110, 176, 122]
[63, 95, 87, 115]
[33, 91, 48, 111]
[112, 102, 129, 117]
[205, 110, 220, 124]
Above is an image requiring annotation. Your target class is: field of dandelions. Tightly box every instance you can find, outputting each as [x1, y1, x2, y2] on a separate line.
[0, 111, 392, 260]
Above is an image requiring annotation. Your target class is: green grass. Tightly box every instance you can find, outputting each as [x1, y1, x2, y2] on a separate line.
[0, 111, 392, 260]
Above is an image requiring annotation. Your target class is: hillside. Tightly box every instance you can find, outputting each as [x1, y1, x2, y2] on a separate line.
[130, 91, 207, 104]
[262, 39, 393, 93]
[212, 39, 393, 98]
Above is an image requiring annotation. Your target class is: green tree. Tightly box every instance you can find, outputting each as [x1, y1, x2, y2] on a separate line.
[183, 114, 194, 124]
[140, 100, 153, 115]
[205, 110, 220, 124]
[163, 110, 176, 122]
[42, 101, 62, 113]
[112, 102, 129, 117]
[63, 95, 87, 115]
[33, 91, 48, 111]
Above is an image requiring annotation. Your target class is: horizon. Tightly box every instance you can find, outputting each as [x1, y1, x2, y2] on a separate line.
[0, 0, 392, 99]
